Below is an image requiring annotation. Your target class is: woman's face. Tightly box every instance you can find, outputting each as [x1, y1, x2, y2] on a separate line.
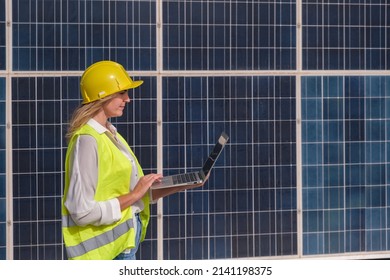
[102, 90, 131, 118]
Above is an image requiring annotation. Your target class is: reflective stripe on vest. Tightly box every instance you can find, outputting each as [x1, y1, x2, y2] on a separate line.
[62, 215, 77, 228]
[63, 217, 134, 259]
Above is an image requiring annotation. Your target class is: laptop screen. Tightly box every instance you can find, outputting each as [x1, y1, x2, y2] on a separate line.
[201, 132, 229, 177]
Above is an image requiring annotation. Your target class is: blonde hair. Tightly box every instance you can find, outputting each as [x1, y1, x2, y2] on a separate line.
[66, 95, 116, 142]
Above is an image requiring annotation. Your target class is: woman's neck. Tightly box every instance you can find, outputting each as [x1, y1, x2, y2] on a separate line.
[92, 111, 108, 128]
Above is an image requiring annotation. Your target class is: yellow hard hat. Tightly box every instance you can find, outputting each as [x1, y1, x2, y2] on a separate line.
[80, 60, 143, 104]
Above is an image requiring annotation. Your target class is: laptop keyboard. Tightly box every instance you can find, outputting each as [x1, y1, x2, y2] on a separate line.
[172, 172, 199, 185]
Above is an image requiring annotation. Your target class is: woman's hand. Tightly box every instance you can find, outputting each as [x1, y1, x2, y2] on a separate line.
[133, 173, 163, 198]
[118, 173, 162, 210]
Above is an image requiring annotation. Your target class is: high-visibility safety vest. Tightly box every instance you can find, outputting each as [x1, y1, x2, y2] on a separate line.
[62, 124, 150, 260]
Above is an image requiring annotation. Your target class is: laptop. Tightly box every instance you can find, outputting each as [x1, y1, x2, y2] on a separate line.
[151, 132, 229, 189]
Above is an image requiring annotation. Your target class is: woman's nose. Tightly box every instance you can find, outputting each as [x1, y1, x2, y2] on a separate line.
[123, 92, 131, 102]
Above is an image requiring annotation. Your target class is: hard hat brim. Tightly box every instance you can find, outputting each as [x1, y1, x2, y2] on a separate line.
[128, 80, 143, 90]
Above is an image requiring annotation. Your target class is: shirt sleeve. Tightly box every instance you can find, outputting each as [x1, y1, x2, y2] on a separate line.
[64, 135, 122, 226]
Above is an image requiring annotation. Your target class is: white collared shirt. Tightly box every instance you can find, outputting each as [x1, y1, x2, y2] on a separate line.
[64, 119, 143, 226]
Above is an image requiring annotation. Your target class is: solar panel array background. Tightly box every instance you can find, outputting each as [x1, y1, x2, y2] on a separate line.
[0, 0, 389, 259]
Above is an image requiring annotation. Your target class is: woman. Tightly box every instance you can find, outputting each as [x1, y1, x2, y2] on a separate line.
[62, 61, 204, 260]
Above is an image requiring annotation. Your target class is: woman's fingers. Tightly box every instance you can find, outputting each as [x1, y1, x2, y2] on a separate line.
[136, 174, 163, 189]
